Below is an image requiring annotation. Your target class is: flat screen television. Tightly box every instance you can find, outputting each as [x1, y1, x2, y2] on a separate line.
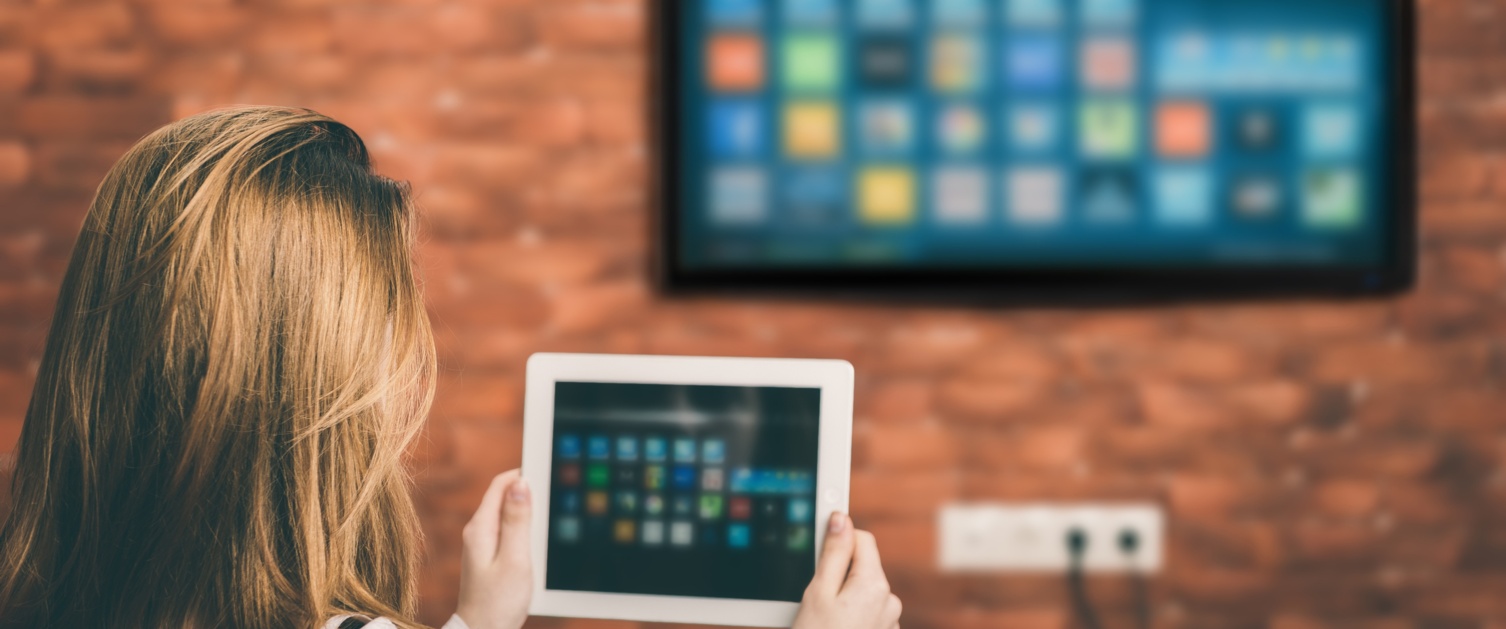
[654, 0, 1415, 303]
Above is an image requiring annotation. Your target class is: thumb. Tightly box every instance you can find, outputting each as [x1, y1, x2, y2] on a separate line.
[810, 513, 854, 597]
[495, 476, 533, 571]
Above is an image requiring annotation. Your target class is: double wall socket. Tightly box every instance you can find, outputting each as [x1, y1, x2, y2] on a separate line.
[938, 503, 1165, 574]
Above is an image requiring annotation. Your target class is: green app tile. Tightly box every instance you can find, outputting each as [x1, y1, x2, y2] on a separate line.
[586, 464, 610, 488]
[1079, 100, 1138, 159]
[1303, 168, 1362, 228]
[784, 34, 840, 92]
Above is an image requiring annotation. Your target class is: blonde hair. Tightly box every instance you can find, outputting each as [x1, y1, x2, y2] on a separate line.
[0, 107, 436, 628]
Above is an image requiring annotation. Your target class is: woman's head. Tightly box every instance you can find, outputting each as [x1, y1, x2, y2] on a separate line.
[0, 107, 436, 628]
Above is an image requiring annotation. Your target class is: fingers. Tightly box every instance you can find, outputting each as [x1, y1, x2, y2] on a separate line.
[846, 529, 888, 592]
[462, 471, 519, 563]
[881, 593, 903, 627]
[809, 512, 855, 597]
[495, 475, 533, 573]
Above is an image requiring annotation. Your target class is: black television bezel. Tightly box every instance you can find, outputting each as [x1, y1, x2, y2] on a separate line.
[650, 0, 1416, 305]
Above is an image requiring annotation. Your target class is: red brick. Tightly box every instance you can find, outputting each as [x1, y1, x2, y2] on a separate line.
[535, 3, 645, 52]
[857, 379, 934, 423]
[44, 47, 153, 91]
[936, 379, 1044, 423]
[0, 50, 34, 93]
[1303, 480, 1382, 519]
[35, 4, 137, 52]
[144, 5, 247, 47]
[860, 422, 959, 470]
[1139, 380, 1311, 429]
[0, 142, 29, 187]
[17, 97, 169, 141]
[849, 470, 959, 518]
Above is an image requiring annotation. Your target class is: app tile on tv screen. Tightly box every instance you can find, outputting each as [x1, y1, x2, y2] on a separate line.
[783, 0, 838, 26]
[1009, 0, 1062, 28]
[710, 167, 769, 226]
[1155, 166, 1214, 227]
[1006, 35, 1063, 92]
[1008, 167, 1065, 226]
[1303, 168, 1362, 228]
[709, 100, 765, 159]
[933, 167, 989, 225]
[783, 34, 841, 92]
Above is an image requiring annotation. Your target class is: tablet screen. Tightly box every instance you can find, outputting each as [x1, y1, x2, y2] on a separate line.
[546, 382, 822, 602]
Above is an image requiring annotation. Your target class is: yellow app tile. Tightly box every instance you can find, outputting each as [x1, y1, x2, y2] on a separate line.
[785, 102, 841, 159]
[859, 167, 916, 225]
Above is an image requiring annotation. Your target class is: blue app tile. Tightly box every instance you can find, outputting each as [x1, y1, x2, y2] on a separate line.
[857, 0, 913, 29]
[710, 167, 768, 226]
[784, 168, 846, 226]
[783, 0, 838, 26]
[587, 435, 610, 460]
[674, 438, 699, 463]
[932, 0, 986, 26]
[707, 0, 762, 26]
[702, 439, 727, 464]
[1304, 103, 1361, 159]
[558, 491, 581, 513]
[644, 437, 668, 462]
[1082, 0, 1136, 27]
[788, 498, 813, 523]
[1156, 167, 1214, 227]
[672, 465, 698, 490]
[728, 523, 752, 548]
[709, 100, 766, 159]
[1008, 0, 1062, 27]
[557, 435, 581, 459]
[615, 436, 638, 461]
[1006, 35, 1063, 91]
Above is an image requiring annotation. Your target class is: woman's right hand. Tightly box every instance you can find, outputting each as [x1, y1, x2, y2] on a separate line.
[792, 513, 903, 629]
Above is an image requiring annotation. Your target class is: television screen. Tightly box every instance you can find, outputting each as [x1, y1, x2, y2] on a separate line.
[654, 0, 1415, 302]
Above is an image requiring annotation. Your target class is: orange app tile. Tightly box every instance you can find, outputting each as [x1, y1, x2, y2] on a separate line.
[708, 35, 765, 91]
[586, 491, 609, 515]
[1157, 101, 1212, 158]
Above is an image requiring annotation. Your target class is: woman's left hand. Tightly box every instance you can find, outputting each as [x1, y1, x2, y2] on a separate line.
[455, 470, 534, 629]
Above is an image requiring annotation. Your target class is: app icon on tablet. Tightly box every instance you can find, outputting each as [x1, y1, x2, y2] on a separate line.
[729, 496, 752, 520]
[1236, 108, 1281, 152]
[938, 103, 986, 155]
[615, 436, 639, 461]
[673, 438, 698, 463]
[1156, 101, 1212, 158]
[860, 99, 915, 155]
[787, 526, 812, 551]
[587, 436, 610, 460]
[672, 465, 698, 489]
[700, 495, 725, 519]
[1008, 167, 1065, 226]
[710, 167, 768, 226]
[644, 437, 668, 462]
[557, 491, 580, 513]
[645, 494, 665, 516]
[1010, 103, 1059, 152]
[557, 435, 581, 459]
[672, 495, 695, 517]
[932, 0, 986, 26]
[586, 491, 609, 516]
[1082, 0, 1137, 27]
[644, 465, 665, 490]
[614, 519, 636, 544]
[615, 491, 638, 514]
[642, 520, 666, 546]
[586, 464, 610, 488]
[614, 466, 639, 486]
[671, 521, 695, 547]
[1081, 37, 1136, 90]
[728, 523, 752, 548]
[931, 34, 985, 93]
[702, 468, 726, 491]
[933, 167, 989, 225]
[1304, 104, 1360, 158]
[1080, 168, 1138, 225]
[788, 498, 814, 524]
[702, 439, 727, 464]
[858, 167, 917, 225]
[1229, 174, 1283, 221]
[1080, 100, 1138, 158]
[558, 463, 581, 486]
[784, 168, 847, 226]
[784, 102, 842, 159]
[556, 516, 580, 542]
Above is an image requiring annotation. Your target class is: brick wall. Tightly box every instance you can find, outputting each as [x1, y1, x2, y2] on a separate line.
[1, 1, 1504, 627]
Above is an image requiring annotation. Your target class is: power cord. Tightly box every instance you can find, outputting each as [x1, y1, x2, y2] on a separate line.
[1119, 530, 1151, 629]
[1065, 528, 1102, 629]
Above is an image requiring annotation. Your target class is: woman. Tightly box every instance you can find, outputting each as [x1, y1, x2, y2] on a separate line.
[0, 107, 902, 629]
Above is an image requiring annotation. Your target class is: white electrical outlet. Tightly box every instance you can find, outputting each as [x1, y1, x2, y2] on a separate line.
[938, 503, 1165, 573]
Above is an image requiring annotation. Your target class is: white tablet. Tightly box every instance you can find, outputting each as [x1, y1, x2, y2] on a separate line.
[522, 353, 854, 627]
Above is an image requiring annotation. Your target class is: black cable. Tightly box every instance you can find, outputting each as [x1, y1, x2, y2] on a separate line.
[1066, 528, 1103, 629]
[1119, 530, 1151, 629]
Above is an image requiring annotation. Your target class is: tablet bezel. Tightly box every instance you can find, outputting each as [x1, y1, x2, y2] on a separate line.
[650, 0, 1418, 305]
[522, 353, 855, 627]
